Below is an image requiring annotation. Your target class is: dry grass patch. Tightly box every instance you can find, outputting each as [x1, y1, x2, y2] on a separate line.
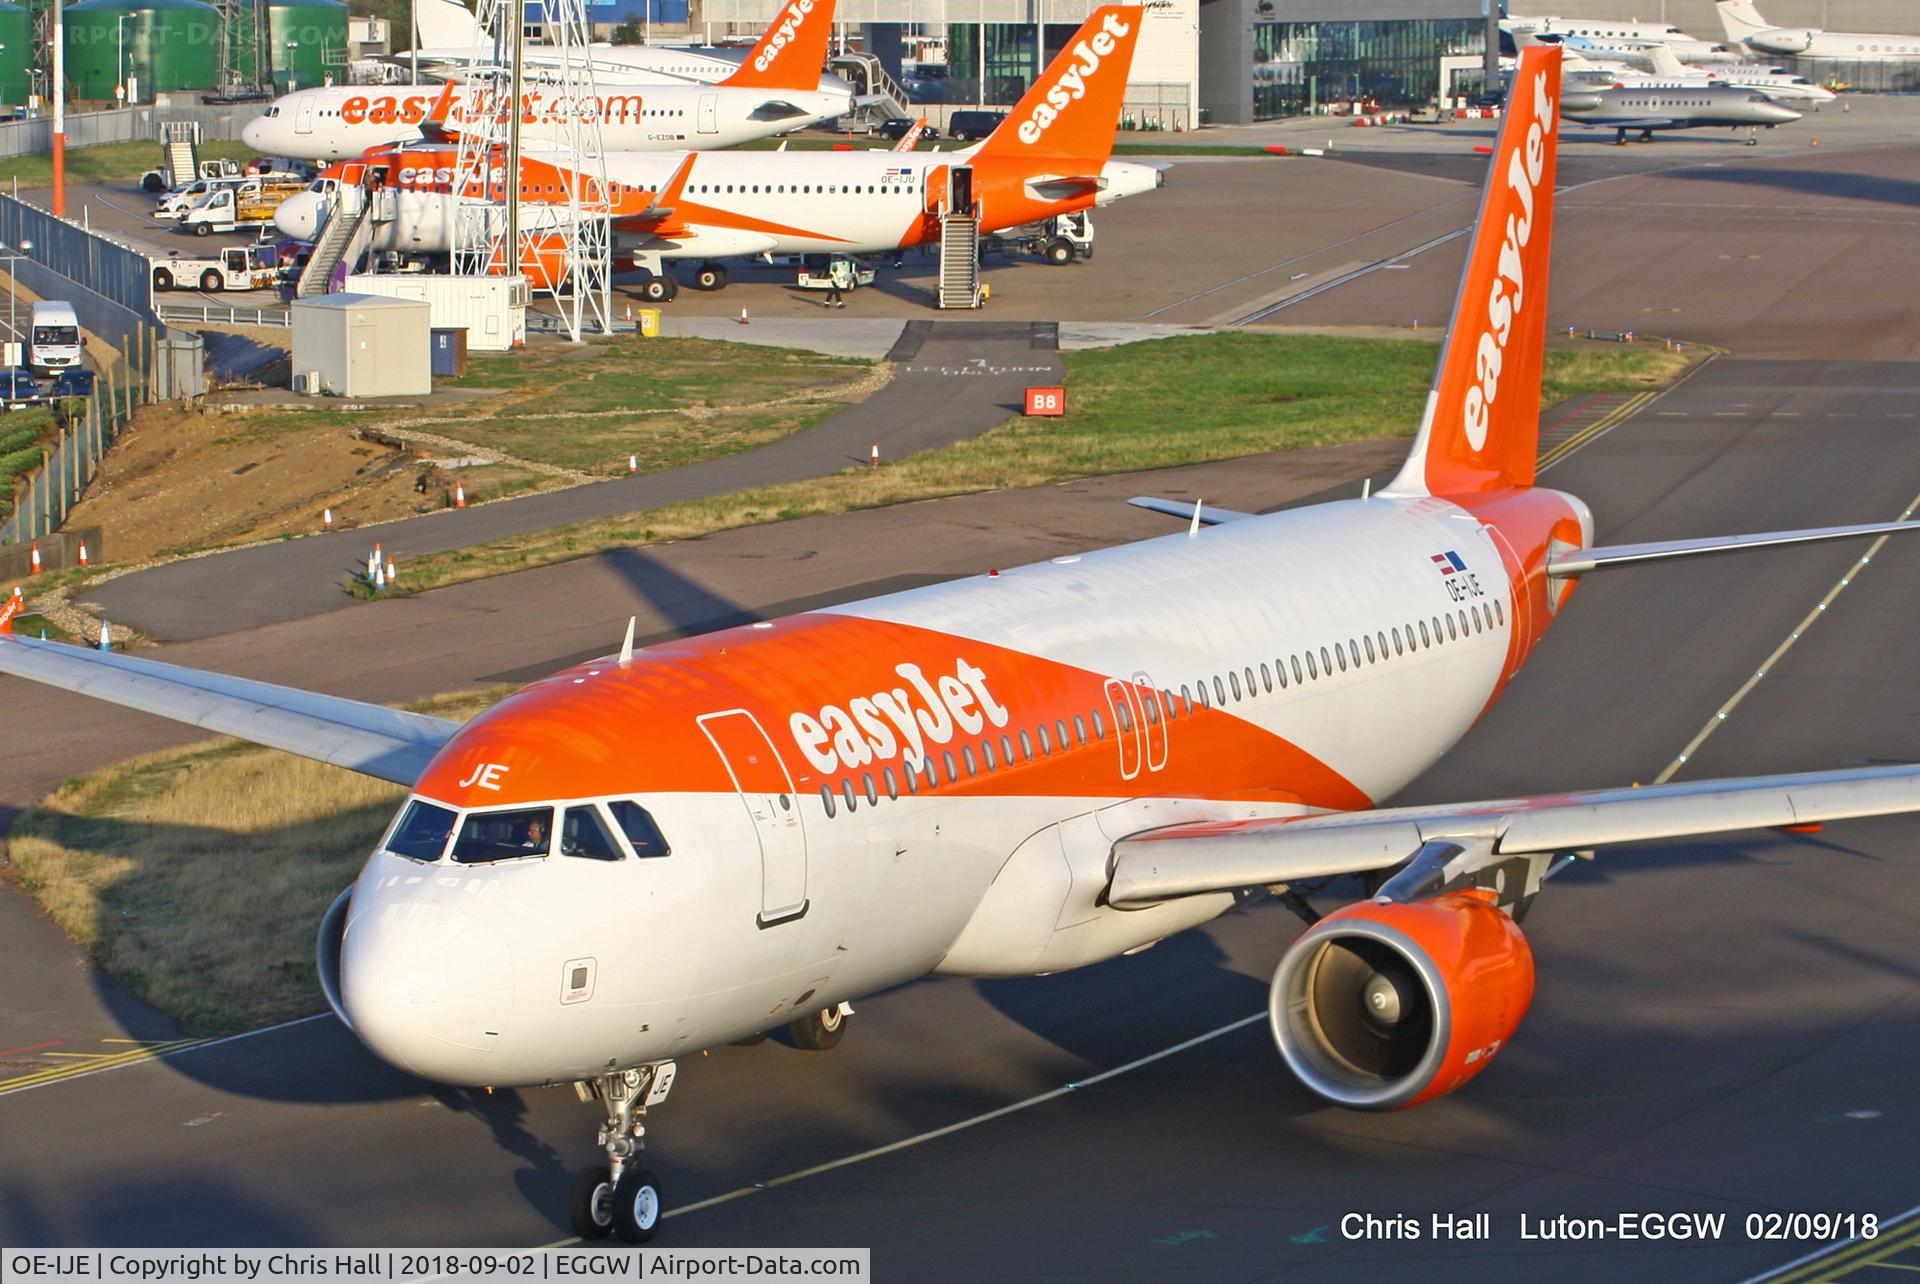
[4, 689, 504, 1033]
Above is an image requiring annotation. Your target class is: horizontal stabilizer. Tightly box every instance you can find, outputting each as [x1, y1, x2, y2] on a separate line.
[1024, 175, 1107, 202]
[1106, 762, 1920, 908]
[1548, 518, 1920, 577]
[0, 636, 460, 786]
[1127, 497, 1254, 525]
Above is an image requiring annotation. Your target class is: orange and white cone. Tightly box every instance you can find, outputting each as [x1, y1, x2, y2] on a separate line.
[739, 306, 750, 325]
[628, 455, 637, 475]
[455, 482, 467, 509]
[386, 557, 397, 585]
[870, 440, 879, 467]
[29, 543, 41, 574]
[77, 541, 89, 568]
[373, 560, 386, 590]
[323, 507, 334, 532]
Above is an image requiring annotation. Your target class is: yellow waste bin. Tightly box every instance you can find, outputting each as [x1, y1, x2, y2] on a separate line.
[638, 308, 663, 338]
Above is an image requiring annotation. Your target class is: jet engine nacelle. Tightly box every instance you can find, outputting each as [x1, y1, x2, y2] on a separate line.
[1269, 890, 1533, 1110]
[316, 884, 354, 1031]
[1747, 29, 1813, 54]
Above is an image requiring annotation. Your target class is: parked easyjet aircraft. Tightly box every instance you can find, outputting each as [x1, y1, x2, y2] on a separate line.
[273, 6, 1163, 300]
[1716, 0, 1920, 61]
[241, 0, 853, 162]
[405, 0, 855, 92]
[6, 45, 1920, 1246]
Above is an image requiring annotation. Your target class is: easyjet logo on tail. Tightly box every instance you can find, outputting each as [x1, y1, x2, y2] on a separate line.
[752, 0, 815, 73]
[1017, 10, 1133, 147]
[790, 659, 1010, 776]
[1462, 66, 1555, 452]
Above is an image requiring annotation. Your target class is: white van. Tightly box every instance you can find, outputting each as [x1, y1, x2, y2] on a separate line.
[27, 301, 82, 375]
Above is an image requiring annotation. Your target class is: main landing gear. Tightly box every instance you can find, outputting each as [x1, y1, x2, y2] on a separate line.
[570, 1063, 675, 1243]
[789, 1001, 852, 1051]
[638, 274, 679, 304]
[690, 262, 729, 291]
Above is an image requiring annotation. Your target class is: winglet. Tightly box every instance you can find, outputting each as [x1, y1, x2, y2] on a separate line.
[619, 616, 636, 666]
[1383, 44, 1562, 498]
[720, 0, 838, 91]
[972, 6, 1144, 168]
[0, 587, 20, 634]
[414, 0, 486, 49]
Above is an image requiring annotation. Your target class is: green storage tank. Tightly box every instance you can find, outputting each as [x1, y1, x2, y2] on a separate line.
[267, 0, 347, 93]
[0, 2, 31, 107]
[64, 0, 220, 101]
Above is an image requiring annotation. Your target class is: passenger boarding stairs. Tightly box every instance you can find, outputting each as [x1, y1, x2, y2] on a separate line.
[295, 184, 387, 298]
[829, 53, 912, 128]
[160, 123, 200, 189]
[937, 207, 982, 309]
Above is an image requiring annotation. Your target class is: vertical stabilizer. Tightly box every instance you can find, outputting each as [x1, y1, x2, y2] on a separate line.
[971, 6, 1143, 168]
[1384, 45, 1563, 499]
[414, 0, 485, 49]
[1714, 0, 1775, 42]
[719, 0, 838, 91]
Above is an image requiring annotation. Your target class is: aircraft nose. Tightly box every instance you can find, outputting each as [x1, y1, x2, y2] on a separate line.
[240, 115, 272, 151]
[340, 896, 513, 1084]
[275, 192, 321, 240]
[1766, 104, 1804, 123]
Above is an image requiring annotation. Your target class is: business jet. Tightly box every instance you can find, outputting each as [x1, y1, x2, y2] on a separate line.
[273, 6, 1164, 301]
[1638, 41, 1838, 104]
[1560, 82, 1802, 143]
[1503, 17, 1743, 64]
[405, 0, 855, 94]
[8, 43, 1920, 1246]
[240, 0, 853, 161]
[1717, 0, 1920, 61]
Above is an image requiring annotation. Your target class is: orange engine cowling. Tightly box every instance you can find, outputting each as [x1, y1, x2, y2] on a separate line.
[1269, 890, 1534, 1110]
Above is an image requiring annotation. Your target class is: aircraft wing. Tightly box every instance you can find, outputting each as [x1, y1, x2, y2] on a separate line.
[1105, 763, 1920, 907]
[0, 635, 460, 786]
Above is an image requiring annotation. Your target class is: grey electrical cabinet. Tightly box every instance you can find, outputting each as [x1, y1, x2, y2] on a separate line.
[291, 293, 433, 398]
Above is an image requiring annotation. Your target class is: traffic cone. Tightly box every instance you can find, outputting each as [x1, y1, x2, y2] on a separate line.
[98, 619, 110, 652]
[386, 557, 397, 585]
[455, 482, 467, 509]
[869, 440, 879, 467]
[373, 560, 386, 591]
[78, 541, 89, 567]
[628, 454, 638, 474]
[323, 507, 334, 531]
[739, 306, 750, 325]
[29, 542, 41, 574]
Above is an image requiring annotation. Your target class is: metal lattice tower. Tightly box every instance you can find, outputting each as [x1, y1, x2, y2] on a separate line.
[449, 0, 613, 342]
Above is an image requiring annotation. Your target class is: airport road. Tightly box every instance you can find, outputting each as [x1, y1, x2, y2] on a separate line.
[79, 319, 1062, 642]
[3, 123, 1919, 1277]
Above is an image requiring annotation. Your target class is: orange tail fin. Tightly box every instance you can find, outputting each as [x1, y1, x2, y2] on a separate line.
[1385, 45, 1563, 498]
[971, 6, 1144, 168]
[0, 589, 20, 634]
[720, 0, 838, 91]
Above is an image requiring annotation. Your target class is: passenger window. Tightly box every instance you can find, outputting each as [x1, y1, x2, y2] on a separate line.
[821, 784, 837, 816]
[1275, 658, 1288, 689]
[922, 758, 939, 789]
[1020, 729, 1035, 759]
[981, 739, 997, 770]
[1116, 701, 1133, 733]
[452, 806, 553, 863]
[1228, 671, 1242, 701]
[943, 749, 959, 783]
[560, 805, 623, 861]
[883, 766, 899, 800]
[1335, 645, 1348, 673]
[962, 745, 978, 776]
[608, 800, 671, 856]
[386, 799, 457, 861]
[1260, 662, 1272, 693]
[1419, 619, 1431, 647]
[902, 764, 918, 795]
[1142, 697, 1159, 726]
[1494, 600, 1505, 626]
[1180, 683, 1192, 709]
[1446, 614, 1458, 641]
[1037, 724, 1052, 755]
[1244, 666, 1256, 695]
[1092, 711, 1106, 740]
[1291, 655, 1302, 685]
[1213, 676, 1226, 704]
[1321, 646, 1334, 674]
[1305, 651, 1318, 680]
[1074, 714, 1088, 745]
[1056, 718, 1070, 748]
[1001, 733, 1016, 764]
[863, 773, 878, 805]
[842, 778, 858, 811]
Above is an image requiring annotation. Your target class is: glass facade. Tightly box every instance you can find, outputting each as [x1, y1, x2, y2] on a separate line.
[1252, 18, 1484, 120]
[944, 22, 1082, 107]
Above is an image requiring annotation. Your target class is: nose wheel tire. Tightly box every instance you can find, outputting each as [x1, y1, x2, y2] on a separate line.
[568, 1165, 616, 1240]
[640, 275, 678, 303]
[611, 1168, 663, 1244]
[789, 1004, 848, 1051]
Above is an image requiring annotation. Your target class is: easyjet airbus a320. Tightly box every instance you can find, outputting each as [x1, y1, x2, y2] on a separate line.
[4, 45, 1918, 1245]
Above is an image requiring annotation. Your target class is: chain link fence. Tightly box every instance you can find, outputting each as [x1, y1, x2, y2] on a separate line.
[0, 103, 258, 160]
[1, 339, 154, 546]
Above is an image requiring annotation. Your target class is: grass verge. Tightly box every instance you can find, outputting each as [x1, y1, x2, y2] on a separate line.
[3, 688, 505, 1034]
[0, 139, 256, 189]
[383, 333, 1693, 597]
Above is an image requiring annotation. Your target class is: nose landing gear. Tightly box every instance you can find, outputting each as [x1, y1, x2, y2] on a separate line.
[570, 1062, 675, 1243]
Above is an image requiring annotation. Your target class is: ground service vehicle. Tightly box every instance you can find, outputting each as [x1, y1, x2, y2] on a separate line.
[26, 301, 81, 376]
[156, 174, 251, 220]
[0, 365, 42, 408]
[181, 179, 305, 235]
[875, 117, 939, 141]
[794, 254, 874, 292]
[152, 244, 280, 292]
[946, 109, 1007, 140]
[142, 156, 243, 195]
[985, 211, 1094, 265]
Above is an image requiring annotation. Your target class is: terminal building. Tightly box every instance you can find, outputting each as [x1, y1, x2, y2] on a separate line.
[693, 0, 1499, 129]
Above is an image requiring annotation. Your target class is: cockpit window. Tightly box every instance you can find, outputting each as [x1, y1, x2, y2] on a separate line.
[386, 800, 456, 861]
[452, 806, 553, 863]
[560, 805, 622, 861]
[607, 799, 671, 858]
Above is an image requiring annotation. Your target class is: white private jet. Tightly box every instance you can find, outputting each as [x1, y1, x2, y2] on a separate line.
[1717, 0, 1920, 61]
[7, 44, 1920, 1246]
